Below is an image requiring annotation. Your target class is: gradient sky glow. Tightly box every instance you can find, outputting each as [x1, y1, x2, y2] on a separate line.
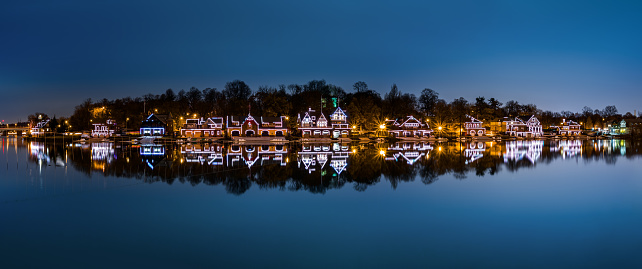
[1, 0, 641, 122]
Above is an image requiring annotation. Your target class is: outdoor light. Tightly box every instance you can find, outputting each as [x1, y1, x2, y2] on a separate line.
[379, 124, 385, 129]
[379, 150, 385, 156]
[438, 126, 442, 131]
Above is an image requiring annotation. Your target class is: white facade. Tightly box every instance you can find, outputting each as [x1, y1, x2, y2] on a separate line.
[92, 120, 117, 138]
[504, 115, 543, 137]
[464, 115, 486, 136]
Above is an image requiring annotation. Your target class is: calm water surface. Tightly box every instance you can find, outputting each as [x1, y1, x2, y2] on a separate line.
[1, 138, 642, 268]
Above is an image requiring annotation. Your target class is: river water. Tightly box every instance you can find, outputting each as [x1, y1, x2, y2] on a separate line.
[1, 138, 641, 268]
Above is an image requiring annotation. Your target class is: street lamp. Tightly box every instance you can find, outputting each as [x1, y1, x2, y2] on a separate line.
[379, 124, 386, 138]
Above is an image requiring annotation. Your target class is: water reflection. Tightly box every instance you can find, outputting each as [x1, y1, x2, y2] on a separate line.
[11, 139, 641, 194]
[385, 142, 433, 165]
[227, 143, 287, 168]
[503, 140, 544, 164]
[298, 143, 350, 175]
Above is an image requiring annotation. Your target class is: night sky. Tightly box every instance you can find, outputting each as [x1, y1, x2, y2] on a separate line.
[2, 0, 641, 122]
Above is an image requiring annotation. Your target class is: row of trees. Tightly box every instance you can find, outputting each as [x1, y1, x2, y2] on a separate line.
[32, 79, 634, 133]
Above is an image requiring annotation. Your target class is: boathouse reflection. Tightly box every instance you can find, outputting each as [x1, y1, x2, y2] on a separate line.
[14, 139, 642, 194]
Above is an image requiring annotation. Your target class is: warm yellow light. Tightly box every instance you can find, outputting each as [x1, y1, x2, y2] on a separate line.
[352, 149, 357, 154]
[379, 150, 385, 156]
[438, 126, 442, 131]
[379, 124, 385, 129]
[126, 118, 129, 121]
[438, 146, 442, 151]
[352, 125, 357, 129]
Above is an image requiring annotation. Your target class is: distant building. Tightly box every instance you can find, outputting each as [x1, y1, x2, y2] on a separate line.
[31, 119, 51, 136]
[226, 114, 288, 137]
[554, 119, 581, 136]
[140, 114, 171, 137]
[180, 117, 224, 138]
[328, 107, 350, 138]
[609, 120, 628, 135]
[298, 108, 332, 138]
[92, 119, 118, 138]
[504, 115, 543, 137]
[464, 115, 486, 136]
[624, 118, 642, 136]
[297, 107, 350, 138]
[386, 115, 432, 138]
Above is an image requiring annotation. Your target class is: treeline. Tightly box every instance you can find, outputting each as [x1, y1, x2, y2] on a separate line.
[30, 79, 634, 132]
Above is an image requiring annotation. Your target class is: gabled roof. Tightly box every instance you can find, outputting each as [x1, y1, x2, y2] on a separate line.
[34, 119, 50, 128]
[517, 115, 532, 123]
[388, 115, 429, 130]
[209, 117, 224, 124]
[400, 115, 423, 127]
[330, 107, 348, 120]
[466, 115, 483, 123]
[518, 115, 539, 124]
[384, 119, 399, 127]
[146, 114, 169, 125]
[301, 108, 325, 120]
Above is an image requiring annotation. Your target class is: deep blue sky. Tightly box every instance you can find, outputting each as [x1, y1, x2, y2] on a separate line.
[1, 0, 641, 122]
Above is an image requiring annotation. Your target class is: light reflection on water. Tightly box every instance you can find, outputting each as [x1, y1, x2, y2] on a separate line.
[2, 138, 639, 195]
[1, 137, 642, 268]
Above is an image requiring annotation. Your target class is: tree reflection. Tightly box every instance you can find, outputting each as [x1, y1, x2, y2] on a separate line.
[18, 139, 642, 195]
